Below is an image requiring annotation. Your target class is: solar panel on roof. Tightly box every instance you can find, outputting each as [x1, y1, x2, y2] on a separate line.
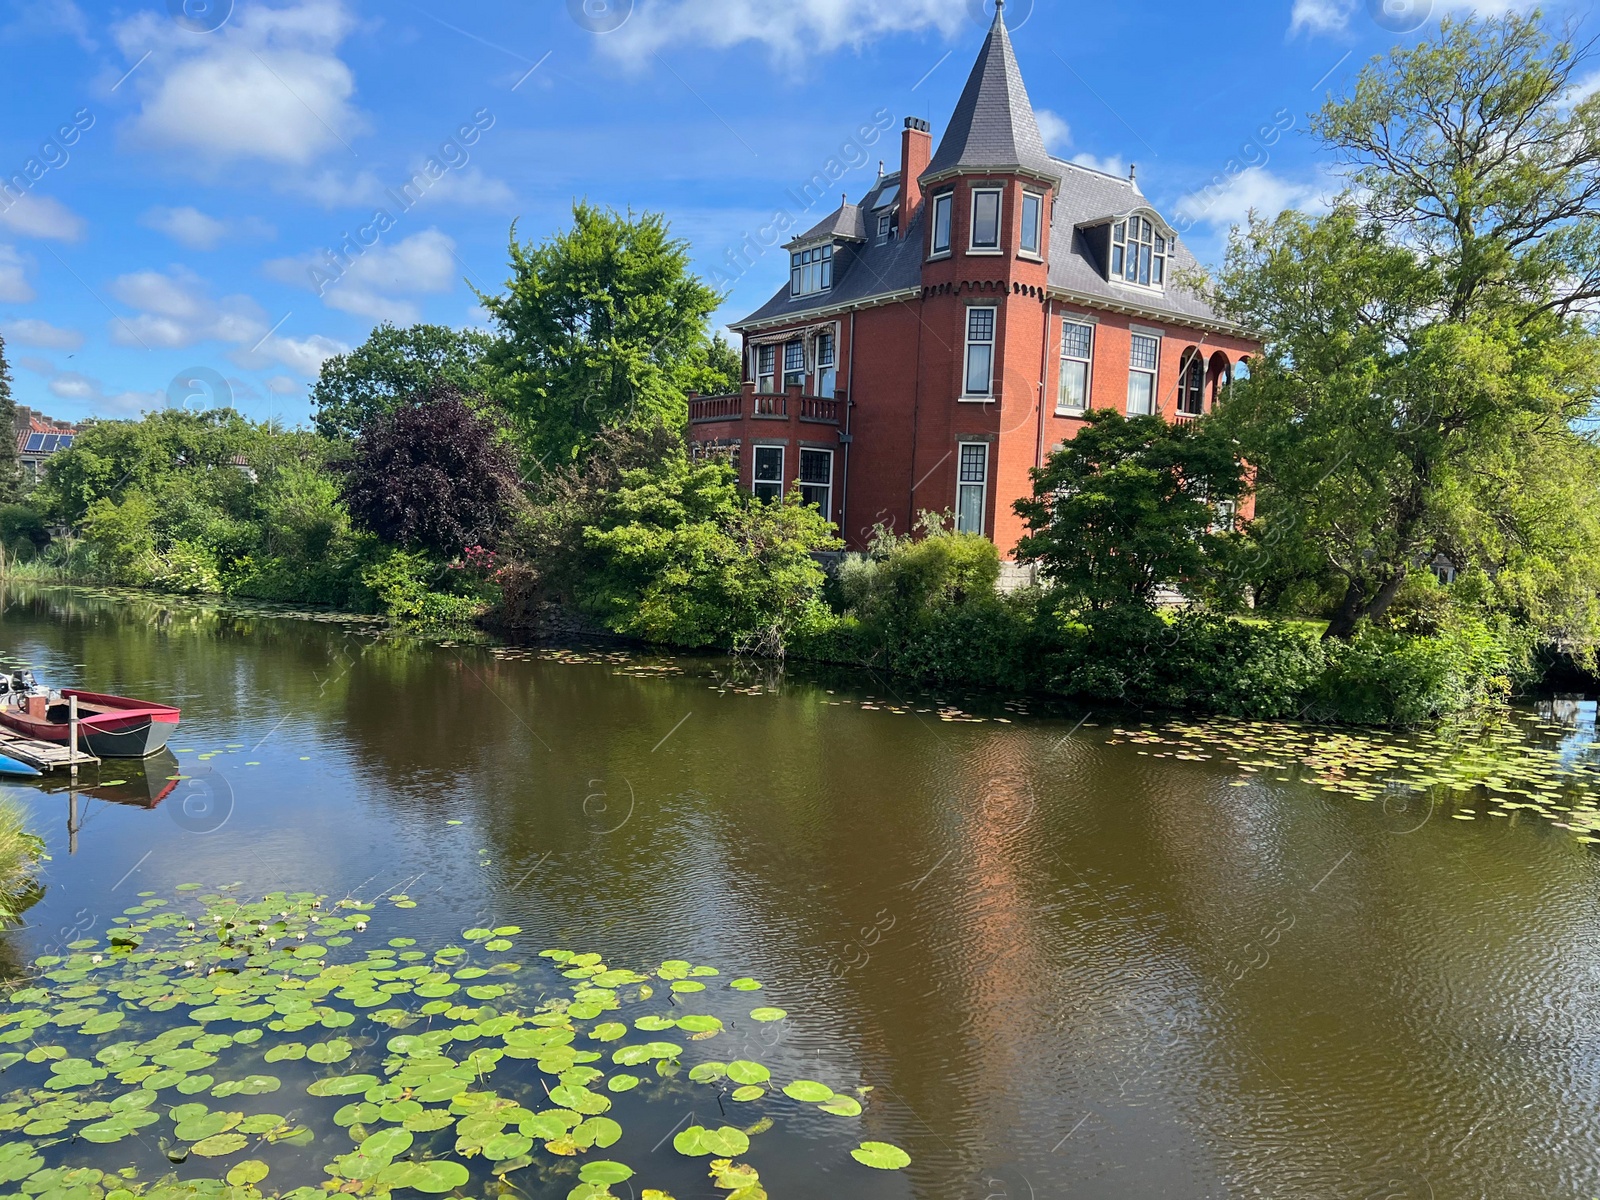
[58, 435, 73, 448]
[23, 434, 45, 453]
[40, 434, 59, 453]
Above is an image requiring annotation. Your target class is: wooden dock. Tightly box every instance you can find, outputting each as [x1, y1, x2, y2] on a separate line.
[0, 726, 98, 772]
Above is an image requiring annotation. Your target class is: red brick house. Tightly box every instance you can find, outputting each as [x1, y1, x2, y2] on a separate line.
[688, 2, 1259, 557]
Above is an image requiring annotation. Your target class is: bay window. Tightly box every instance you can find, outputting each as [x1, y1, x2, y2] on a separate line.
[964, 307, 997, 396]
[1021, 192, 1043, 255]
[970, 188, 1002, 250]
[931, 193, 953, 256]
[1058, 320, 1094, 415]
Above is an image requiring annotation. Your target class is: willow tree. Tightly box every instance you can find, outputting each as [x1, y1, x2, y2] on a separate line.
[1214, 14, 1600, 645]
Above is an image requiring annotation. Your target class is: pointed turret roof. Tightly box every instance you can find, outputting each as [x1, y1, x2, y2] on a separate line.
[923, 2, 1060, 185]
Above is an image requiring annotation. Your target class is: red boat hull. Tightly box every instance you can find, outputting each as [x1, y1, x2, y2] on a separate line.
[0, 690, 181, 758]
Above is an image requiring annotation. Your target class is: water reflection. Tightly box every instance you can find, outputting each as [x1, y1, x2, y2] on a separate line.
[0, 586, 1595, 1199]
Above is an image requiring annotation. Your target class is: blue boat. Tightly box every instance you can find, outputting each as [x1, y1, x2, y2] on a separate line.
[0, 754, 41, 778]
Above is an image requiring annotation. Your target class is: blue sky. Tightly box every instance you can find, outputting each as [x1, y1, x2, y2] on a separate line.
[0, 0, 1567, 425]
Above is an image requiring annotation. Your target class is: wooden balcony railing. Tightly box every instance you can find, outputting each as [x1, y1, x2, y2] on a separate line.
[688, 386, 843, 426]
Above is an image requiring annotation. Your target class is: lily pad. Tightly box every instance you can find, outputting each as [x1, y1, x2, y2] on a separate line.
[191, 1133, 250, 1157]
[578, 1161, 633, 1185]
[748, 1007, 787, 1023]
[851, 1140, 911, 1170]
[783, 1080, 834, 1102]
[725, 1061, 770, 1086]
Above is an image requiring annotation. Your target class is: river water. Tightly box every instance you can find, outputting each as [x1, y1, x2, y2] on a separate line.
[2, 586, 1598, 1200]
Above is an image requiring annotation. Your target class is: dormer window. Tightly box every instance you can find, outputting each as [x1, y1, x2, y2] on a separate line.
[791, 244, 833, 297]
[1110, 216, 1167, 287]
[877, 213, 893, 245]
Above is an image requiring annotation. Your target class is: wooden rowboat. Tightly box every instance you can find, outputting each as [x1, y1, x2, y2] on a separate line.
[0, 689, 181, 759]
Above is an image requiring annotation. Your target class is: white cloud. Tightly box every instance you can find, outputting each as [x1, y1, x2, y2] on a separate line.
[1292, 0, 1533, 37]
[114, 0, 363, 167]
[1174, 166, 1333, 231]
[140, 206, 275, 250]
[30, 363, 163, 416]
[266, 374, 301, 395]
[0, 195, 86, 241]
[409, 168, 515, 209]
[286, 169, 385, 207]
[266, 229, 460, 324]
[601, 0, 969, 62]
[0, 246, 33, 303]
[0, 318, 83, 350]
[1035, 108, 1071, 152]
[1070, 152, 1128, 178]
[234, 331, 345, 377]
[105, 264, 346, 378]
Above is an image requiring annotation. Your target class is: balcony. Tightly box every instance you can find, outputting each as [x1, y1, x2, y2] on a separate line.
[689, 384, 843, 426]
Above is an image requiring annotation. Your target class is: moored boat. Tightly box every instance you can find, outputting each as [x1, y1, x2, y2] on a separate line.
[0, 678, 181, 758]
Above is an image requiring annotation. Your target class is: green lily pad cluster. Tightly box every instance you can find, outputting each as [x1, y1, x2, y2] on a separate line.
[0, 886, 908, 1200]
[1113, 712, 1600, 843]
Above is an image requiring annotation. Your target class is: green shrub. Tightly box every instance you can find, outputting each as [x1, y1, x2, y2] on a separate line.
[149, 540, 222, 595]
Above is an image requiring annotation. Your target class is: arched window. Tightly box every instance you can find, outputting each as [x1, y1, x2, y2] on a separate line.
[1224, 357, 1251, 405]
[1177, 348, 1206, 416]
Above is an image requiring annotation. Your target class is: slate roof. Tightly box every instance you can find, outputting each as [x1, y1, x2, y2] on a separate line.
[732, 8, 1233, 333]
[787, 202, 867, 248]
[923, 3, 1059, 185]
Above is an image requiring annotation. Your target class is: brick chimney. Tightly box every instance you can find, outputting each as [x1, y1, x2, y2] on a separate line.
[900, 117, 932, 223]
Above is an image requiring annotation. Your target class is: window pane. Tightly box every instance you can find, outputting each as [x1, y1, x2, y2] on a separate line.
[1111, 245, 1123, 277]
[968, 308, 995, 342]
[933, 195, 952, 252]
[959, 443, 988, 483]
[1058, 360, 1088, 412]
[1130, 335, 1159, 371]
[799, 449, 832, 485]
[1062, 321, 1092, 360]
[972, 191, 1000, 247]
[753, 446, 783, 482]
[1127, 372, 1154, 415]
[966, 345, 993, 394]
[1113, 221, 1126, 243]
[816, 332, 834, 367]
[1021, 195, 1041, 253]
[1152, 255, 1164, 285]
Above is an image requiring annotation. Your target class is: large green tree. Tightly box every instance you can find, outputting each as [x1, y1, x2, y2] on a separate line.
[1213, 14, 1600, 642]
[0, 335, 19, 501]
[479, 203, 723, 472]
[1014, 410, 1246, 610]
[311, 323, 500, 441]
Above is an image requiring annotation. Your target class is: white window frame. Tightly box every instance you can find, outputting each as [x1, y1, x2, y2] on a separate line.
[930, 193, 954, 257]
[752, 445, 784, 503]
[790, 244, 833, 297]
[956, 442, 989, 536]
[1110, 215, 1168, 288]
[1020, 192, 1044, 257]
[963, 306, 998, 398]
[877, 212, 893, 245]
[970, 188, 1003, 252]
[756, 344, 776, 393]
[1058, 320, 1094, 415]
[815, 330, 837, 398]
[798, 448, 834, 520]
[1128, 333, 1161, 415]
[782, 340, 807, 390]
